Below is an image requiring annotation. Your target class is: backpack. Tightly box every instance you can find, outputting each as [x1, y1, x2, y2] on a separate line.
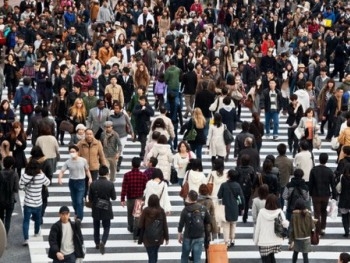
[143, 218, 164, 245]
[187, 206, 205, 239]
[236, 166, 254, 195]
[287, 186, 304, 212]
[19, 88, 34, 115]
[0, 171, 13, 206]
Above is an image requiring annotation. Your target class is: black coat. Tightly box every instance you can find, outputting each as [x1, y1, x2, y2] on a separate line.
[6, 134, 27, 169]
[338, 175, 350, 209]
[237, 147, 260, 173]
[133, 104, 154, 134]
[261, 88, 284, 112]
[286, 103, 304, 126]
[180, 118, 206, 145]
[194, 89, 215, 118]
[323, 95, 338, 118]
[118, 75, 134, 104]
[48, 220, 85, 260]
[89, 177, 116, 220]
[309, 165, 337, 199]
[218, 181, 245, 222]
[98, 74, 111, 98]
[181, 71, 197, 95]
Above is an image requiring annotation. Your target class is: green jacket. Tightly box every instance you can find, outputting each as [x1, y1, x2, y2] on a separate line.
[164, 66, 182, 90]
[83, 96, 98, 115]
[289, 209, 315, 243]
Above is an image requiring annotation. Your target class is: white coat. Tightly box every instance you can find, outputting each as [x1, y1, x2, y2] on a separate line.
[207, 124, 226, 157]
[147, 143, 173, 181]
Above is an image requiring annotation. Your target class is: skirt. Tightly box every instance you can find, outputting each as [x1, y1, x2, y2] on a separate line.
[294, 238, 311, 253]
[259, 245, 281, 256]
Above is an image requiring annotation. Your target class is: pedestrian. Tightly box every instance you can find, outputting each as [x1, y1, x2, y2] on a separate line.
[120, 157, 148, 239]
[48, 206, 85, 263]
[89, 165, 116, 254]
[252, 184, 269, 225]
[218, 169, 245, 247]
[173, 140, 196, 186]
[296, 107, 319, 151]
[19, 159, 50, 246]
[294, 140, 314, 185]
[58, 145, 92, 221]
[337, 163, 350, 237]
[183, 158, 206, 194]
[286, 94, 303, 157]
[254, 194, 289, 263]
[0, 156, 18, 235]
[338, 253, 350, 263]
[206, 113, 226, 164]
[309, 153, 337, 235]
[138, 194, 169, 263]
[261, 159, 280, 196]
[100, 121, 122, 182]
[178, 190, 211, 263]
[289, 199, 315, 263]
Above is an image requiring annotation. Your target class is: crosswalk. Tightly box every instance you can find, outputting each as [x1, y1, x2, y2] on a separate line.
[13, 83, 345, 263]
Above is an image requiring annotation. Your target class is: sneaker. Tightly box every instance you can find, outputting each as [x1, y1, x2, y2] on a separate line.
[99, 242, 105, 255]
[273, 136, 279, 141]
[22, 240, 28, 246]
[34, 231, 41, 237]
[264, 134, 270, 139]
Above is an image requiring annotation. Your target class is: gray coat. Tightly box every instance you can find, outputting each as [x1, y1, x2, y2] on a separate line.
[100, 131, 122, 158]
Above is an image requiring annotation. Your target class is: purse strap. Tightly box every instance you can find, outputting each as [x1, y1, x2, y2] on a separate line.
[159, 183, 165, 200]
[208, 174, 213, 184]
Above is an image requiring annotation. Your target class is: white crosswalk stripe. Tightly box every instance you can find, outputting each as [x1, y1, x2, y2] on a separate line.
[10, 82, 344, 263]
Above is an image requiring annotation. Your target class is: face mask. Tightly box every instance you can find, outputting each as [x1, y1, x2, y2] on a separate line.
[70, 152, 77, 158]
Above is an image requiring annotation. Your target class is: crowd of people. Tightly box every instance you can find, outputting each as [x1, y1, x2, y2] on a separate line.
[0, 0, 350, 262]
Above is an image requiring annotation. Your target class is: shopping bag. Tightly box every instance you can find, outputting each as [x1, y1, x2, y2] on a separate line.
[207, 235, 228, 263]
[327, 199, 338, 219]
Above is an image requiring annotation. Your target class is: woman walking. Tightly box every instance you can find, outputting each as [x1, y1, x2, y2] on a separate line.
[338, 163, 350, 237]
[206, 113, 226, 164]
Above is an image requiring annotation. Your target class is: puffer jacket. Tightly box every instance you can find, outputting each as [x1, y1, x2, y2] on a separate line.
[146, 143, 173, 181]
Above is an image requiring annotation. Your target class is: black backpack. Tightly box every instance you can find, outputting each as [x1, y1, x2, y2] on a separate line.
[287, 186, 304, 212]
[144, 218, 164, 245]
[0, 171, 13, 206]
[19, 88, 34, 115]
[236, 166, 254, 195]
[187, 206, 205, 239]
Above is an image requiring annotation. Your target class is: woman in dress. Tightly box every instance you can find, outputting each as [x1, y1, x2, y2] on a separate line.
[206, 113, 226, 164]
[338, 163, 350, 237]
[217, 169, 245, 248]
[173, 140, 196, 186]
[0, 100, 15, 135]
[254, 194, 289, 263]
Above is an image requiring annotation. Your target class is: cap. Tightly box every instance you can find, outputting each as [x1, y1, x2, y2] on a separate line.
[298, 63, 305, 68]
[232, 62, 238, 68]
[75, 124, 86, 131]
[104, 121, 113, 127]
[59, 206, 70, 214]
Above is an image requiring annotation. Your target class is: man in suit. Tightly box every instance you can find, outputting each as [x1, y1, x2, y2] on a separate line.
[323, 87, 343, 141]
[98, 65, 111, 99]
[117, 67, 134, 110]
[268, 14, 283, 43]
[87, 99, 110, 139]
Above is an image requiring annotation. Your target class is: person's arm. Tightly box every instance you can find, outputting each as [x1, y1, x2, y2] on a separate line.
[48, 224, 63, 260]
[57, 162, 68, 185]
[177, 209, 185, 243]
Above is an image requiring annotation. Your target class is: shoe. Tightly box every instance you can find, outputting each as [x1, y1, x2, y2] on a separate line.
[231, 241, 235, 247]
[343, 233, 349, 237]
[60, 141, 65, 146]
[226, 242, 231, 248]
[320, 229, 326, 236]
[242, 218, 247, 223]
[325, 138, 331, 142]
[99, 242, 105, 255]
[95, 244, 100, 249]
[273, 136, 279, 141]
[22, 240, 28, 246]
[34, 231, 41, 237]
[264, 134, 270, 139]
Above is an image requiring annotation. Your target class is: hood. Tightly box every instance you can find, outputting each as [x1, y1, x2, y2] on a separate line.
[259, 208, 282, 221]
[290, 177, 306, 187]
[153, 143, 171, 154]
[1, 169, 15, 182]
[188, 170, 205, 185]
[145, 180, 166, 195]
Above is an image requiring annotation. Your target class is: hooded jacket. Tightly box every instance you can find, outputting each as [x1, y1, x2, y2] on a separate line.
[146, 143, 173, 181]
[184, 170, 207, 193]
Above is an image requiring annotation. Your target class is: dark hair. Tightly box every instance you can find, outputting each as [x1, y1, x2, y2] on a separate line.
[223, 96, 231, 105]
[151, 168, 164, 181]
[39, 124, 52, 136]
[290, 94, 298, 101]
[241, 154, 250, 166]
[151, 131, 161, 141]
[148, 194, 160, 208]
[3, 156, 15, 169]
[188, 158, 203, 172]
[299, 140, 309, 151]
[262, 159, 273, 173]
[188, 190, 198, 201]
[199, 184, 209, 195]
[25, 159, 42, 176]
[258, 184, 269, 200]
[132, 157, 142, 168]
[187, 63, 194, 71]
[213, 158, 224, 175]
[304, 107, 314, 116]
[277, 143, 287, 155]
[152, 118, 166, 130]
[265, 194, 280, 210]
[177, 141, 191, 152]
[319, 153, 328, 164]
[30, 146, 44, 158]
[34, 105, 42, 114]
[343, 145, 350, 156]
[294, 168, 304, 179]
[157, 134, 168, 144]
[149, 156, 158, 167]
[99, 165, 109, 176]
[227, 169, 239, 181]
[68, 145, 79, 152]
[241, 121, 249, 131]
[265, 155, 275, 165]
[213, 113, 222, 127]
[339, 252, 350, 263]
[294, 198, 307, 212]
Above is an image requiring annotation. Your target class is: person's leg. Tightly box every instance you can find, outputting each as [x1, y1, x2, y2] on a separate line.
[64, 252, 76, 263]
[22, 205, 31, 241]
[33, 206, 42, 235]
[126, 199, 135, 232]
[180, 238, 191, 263]
[320, 196, 329, 232]
[184, 94, 191, 117]
[221, 221, 230, 244]
[145, 245, 158, 263]
[173, 122, 178, 150]
[69, 179, 78, 218]
[265, 112, 271, 135]
[342, 212, 350, 236]
[191, 237, 204, 263]
[139, 133, 147, 158]
[230, 221, 236, 244]
[101, 219, 111, 245]
[41, 197, 47, 224]
[4, 203, 14, 234]
[243, 195, 250, 223]
[90, 170, 98, 181]
[196, 144, 203, 160]
[75, 179, 86, 220]
[273, 112, 279, 136]
[107, 157, 117, 182]
[292, 251, 298, 263]
[302, 252, 309, 263]
[93, 219, 101, 246]
[312, 197, 321, 232]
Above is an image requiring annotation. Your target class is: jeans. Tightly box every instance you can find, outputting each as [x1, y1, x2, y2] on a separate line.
[19, 112, 33, 126]
[23, 205, 41, 240]
[93, 219, 111, 245]
[326, 116, 337, 140]
[0, 202, 14, 234]
[293, 251, 309, 263]
[138, 133, 147, 158]
[265, 110, 279, 136]
[189, 143, 203, 160]
[181, 237, 204, 263]
[69, 179, 85, 220]
[53, 252, 76, 263]
[146, 245, 160, 263]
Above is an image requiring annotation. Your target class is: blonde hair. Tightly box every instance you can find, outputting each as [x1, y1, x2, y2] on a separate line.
[192, 108, 206, 129]
[69, 98, 86, 120]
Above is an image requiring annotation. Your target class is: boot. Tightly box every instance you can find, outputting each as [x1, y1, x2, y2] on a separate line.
[117, 156, 123, 172]
[342, 213, 349, 237]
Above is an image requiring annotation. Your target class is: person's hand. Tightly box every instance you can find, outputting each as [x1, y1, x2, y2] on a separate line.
[121, 201, 126, 207]
[178, 233, 183, 244]
[58, 177, 63, 185]
[322, 116, 326, 120]
[88, 177, 92, 185]
[56, 252, 64, 260]
[166, 211, 171, 216]
[116, 153, 120, 160]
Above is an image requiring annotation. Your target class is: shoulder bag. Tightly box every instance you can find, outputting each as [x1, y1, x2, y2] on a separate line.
[184, 120, 197, 141]
[274, 212, 288, 238]
[207, 174, 214, 195]
[132, 198, 144, 218]
[179, 171, 190, 199]
[223, 125, 234, 145]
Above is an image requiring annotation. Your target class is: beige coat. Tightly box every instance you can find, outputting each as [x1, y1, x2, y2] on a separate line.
[77, 138, 107, 171]
[338, 127, 350, 161]
[105, 84, 124, 106]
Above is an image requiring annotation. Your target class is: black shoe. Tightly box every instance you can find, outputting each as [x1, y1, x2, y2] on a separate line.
[60, 141, 65, 146]
[343, 233, 349, 237]
[117, 166, 120, 172]
[243, 218, 247, 223]
[95, 244, 100, 249]
[99, 242, 105, 255]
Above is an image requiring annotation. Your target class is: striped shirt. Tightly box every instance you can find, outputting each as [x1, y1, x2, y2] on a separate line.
[19, 173, 50, 207]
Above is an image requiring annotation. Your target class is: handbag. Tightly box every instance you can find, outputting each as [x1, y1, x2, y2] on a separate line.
[184, 120, 197, 141]
[312, 134, 322, 149]
[179, 171, 190, 199]
[311, 230, 319, 245]
[294, 128, 302, 140]
[132, 198, 144, 217]
[231, 89, 243, 101]
[223, 125, 234, 145]
[96, 198, 110, 210]
[274, 212, 288, 238]
[242, 95, 253, 109]
[331, 136, 339, 150]
[207, 174, 214, 195]
[85, 200, 92, 208]
[170, 166, 178, 184]
[336, 174, 343, 194]
[59, 120, 74, 134]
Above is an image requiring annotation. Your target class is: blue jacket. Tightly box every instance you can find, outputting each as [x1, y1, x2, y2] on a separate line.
[14, 86, 37, 109]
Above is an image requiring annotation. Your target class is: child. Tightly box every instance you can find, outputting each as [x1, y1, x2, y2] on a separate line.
[154, 73, 166, 110]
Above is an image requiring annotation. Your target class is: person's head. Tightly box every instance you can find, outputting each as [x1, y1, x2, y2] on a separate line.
[178, 141, 191, 153]
[151, 168, 164, 181]
[213, 113, 222, 127]
[99, 165, 109, 176]
[212, 158, 224, 173]
[68, 145, 79, 159]
[139, 95, 147, 106]
[152, 118, 166, 130]
[299, 140, 309, 151]
[199, 184, 210, 196]
[85, 129, 94, 142]
[240, 154, 251, 166]
[30, 146, 45, 159]
[262, 159, 273, 173]
[187, 190, 198, 203]
[277, 143, 287, 156]
[265, 194, 280, 210]
[24, 159, 42, 176]
[258, 184, 269, 200]
[319, 153, 328, 165]
[343, 146, 350, 156]
[148, 194, 161, 208]
[265, 155, 275, 165]
[132, 157, 141, 168]
[3, 156, 15, 169]
[305, 107, 314, 117]
[294, 198, 307, 211]
[336, 87, 344, 99]
[23, 77, 31, 86]
[227, 169, 239, 181]
[148, 156, 158, 168]
[59, 206, 70, 224]
[104, 121, 113, 133]
[157, 135, 168, 144]
[223, 96, 231, 106]
[338, 252, 350, 263]
[294, 168, 304, 179]
[189, 158, 203, 172]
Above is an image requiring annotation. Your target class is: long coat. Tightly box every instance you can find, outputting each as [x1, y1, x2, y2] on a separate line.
[338, 175, 350, 209]
[89, 177, 116, 220]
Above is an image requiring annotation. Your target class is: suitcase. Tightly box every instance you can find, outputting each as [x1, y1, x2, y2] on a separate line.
[207, 235, 228, 263]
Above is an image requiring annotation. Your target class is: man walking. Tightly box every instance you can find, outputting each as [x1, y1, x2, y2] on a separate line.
[13, 77, 37, 124]
[87, 99, 110, 139]
[120, 157, 147, 239]
[181, 63, 197, 118]
[178, 190, 210, 263]
[48, 206, 85, 263]
[89, 165, 116, 255]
